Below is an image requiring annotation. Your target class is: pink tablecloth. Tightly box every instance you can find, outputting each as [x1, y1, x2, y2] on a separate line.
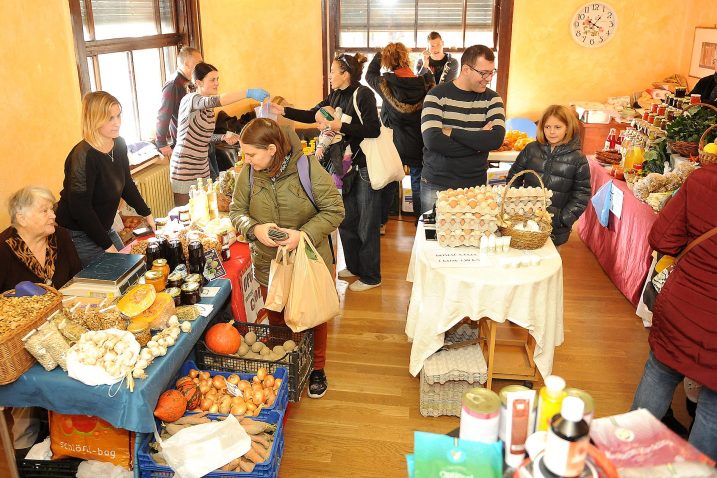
[577, 158, 657, 306]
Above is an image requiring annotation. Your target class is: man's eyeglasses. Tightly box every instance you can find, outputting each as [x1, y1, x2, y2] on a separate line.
[466, 65, 497, 79]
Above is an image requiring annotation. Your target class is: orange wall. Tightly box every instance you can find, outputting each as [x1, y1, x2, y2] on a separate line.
[199, 0, 324, 118]
[0, 1, 82, 229]
[506, 0, 717, 120]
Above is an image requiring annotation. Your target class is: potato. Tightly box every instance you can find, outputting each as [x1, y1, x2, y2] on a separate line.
[272, 345, 285, 356]
[260, 347, 271, 356]
[250, 342, 264, 353]
[237, 343, 249, 356]
[282, 339, 296, 352]
[244, 331, 257, 346]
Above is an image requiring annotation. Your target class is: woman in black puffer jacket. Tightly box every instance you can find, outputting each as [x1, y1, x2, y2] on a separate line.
[506, 105, 591, 246]
[366, 42, 435, 220]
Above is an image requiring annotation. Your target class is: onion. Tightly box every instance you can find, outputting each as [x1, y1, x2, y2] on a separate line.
[231, 396, 245, 406]
[212, 375, 227, 390]
[200, 398, 214, 411]
[252, 376, 261, 384]
[263, 376, 275, 388]
[209, 404, 219, 413]
[231, 403, 247, 415]
[199, 371, 210, 381]
[267, 391, 277, 406]
[238, 380, 251, 391]
[220, 396, 232, 409]
[256, 368, 268, 381]
[245, 402, 257, 412]
[252, 389, 264, 405]
[227, 374, 240, 385]
[219, 403, 231, 414]
[243, 390, 254, 402]
[273, 378, 282, 391]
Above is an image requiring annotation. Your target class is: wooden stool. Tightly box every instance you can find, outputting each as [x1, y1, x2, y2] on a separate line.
[478, 318, 538, 389]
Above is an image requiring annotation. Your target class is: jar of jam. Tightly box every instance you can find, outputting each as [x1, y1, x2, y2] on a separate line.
[650, 103, 659, 114]
[167, 271, 184, 288]
[647, 113, 656, 124]
[675, 86, 687, 98]
[690, 94, 702, 105]
[144, 270, 165, 292]
[166, 287, 182, 307]
[145, 238, 162, 267]
[152, 258, 170, 282]
[185, 273, 205, 288]
[181, 281, 201, 305]
[657, 104, 666, 116]
[641, 111, 649, 121]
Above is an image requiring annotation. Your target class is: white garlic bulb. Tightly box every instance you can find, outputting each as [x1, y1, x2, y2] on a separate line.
[164, 336, 176, 347]
[139, 349, 153, 362]
[114, 341, 128, 354]
[147, 340, 158, 349]
[180, 321, 192, 333]
[157, 337, 167, 347]
[168, 315, 179, 327]
[157, 345, 168, 356]
[169, 327, 181, 340]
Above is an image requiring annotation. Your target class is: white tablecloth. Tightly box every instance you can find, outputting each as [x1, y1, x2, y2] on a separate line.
[406, 224, 564, 378]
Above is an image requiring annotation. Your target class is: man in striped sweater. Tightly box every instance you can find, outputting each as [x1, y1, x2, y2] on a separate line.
[420, 45, 506, 211]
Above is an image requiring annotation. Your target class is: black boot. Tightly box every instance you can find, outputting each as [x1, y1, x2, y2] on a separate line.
[307, 369, 328, 399]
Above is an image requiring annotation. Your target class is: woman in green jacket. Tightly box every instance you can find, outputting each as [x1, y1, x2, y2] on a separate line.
[230, 118, 345, 398]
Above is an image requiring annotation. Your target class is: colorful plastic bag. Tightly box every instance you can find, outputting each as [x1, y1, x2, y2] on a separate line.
[265, 246, 294, 312]
[284, 232, 339, 332]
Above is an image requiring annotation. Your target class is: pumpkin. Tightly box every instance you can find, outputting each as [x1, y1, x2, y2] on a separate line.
[205, 320, 241, 355]
[132, 292, 176, 329]
[154, 390, 187, 422]
[117, 284, 156, 317]
[180, 385, 202, 410]
[175, 376, 195, 391]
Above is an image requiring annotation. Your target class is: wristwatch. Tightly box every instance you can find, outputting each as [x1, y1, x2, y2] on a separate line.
[246, 225, 257, 242]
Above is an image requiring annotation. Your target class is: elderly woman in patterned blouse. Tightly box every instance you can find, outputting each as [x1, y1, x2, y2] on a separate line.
[0, 186, 82, 293]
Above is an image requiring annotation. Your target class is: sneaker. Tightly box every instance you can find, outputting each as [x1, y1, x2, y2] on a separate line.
[307, 369, 328, 398]
[337, 269, 356, 279]
[349, 280, 381, 292]
[380, 224, 387, 235]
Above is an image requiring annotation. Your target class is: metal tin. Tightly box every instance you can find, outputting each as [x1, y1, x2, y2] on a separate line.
[167, 271, 184, 288]
[564, 388, 594, 424]
[499, 384, 536, 441]
[144, 270, 165, 292]
[459, 388, 501, 443]
[166, 287, 182, 307]
[180, 281, 201, 305]
[500, 385, 530, 405]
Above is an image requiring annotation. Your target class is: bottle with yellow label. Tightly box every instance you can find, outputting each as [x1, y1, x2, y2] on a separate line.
[536, 375, 566, 432]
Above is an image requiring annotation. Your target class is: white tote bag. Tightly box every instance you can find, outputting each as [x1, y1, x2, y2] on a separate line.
[352, 88, 405, 190]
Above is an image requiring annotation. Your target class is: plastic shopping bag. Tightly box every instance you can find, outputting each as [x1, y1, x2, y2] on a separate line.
[265, 246, 294, 312]
[590, 180, 612, 227]
[158, 414, 251, 478]
[284, 232, 340, 332]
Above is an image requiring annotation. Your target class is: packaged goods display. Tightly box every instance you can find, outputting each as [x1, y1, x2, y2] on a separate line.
[435, 186, 501, 247]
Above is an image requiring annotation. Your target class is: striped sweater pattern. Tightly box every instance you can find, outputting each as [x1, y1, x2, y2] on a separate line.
[421, 82, 506, 188]
[170, 93, 222, 182]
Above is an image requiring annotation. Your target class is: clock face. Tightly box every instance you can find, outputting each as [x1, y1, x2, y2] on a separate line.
[571, 2, 617, 48]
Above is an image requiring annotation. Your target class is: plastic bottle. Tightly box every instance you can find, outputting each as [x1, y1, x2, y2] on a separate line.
[603, 128, 617, 150]
[542, 396, 590, 477]
[536, 375, 566, 432]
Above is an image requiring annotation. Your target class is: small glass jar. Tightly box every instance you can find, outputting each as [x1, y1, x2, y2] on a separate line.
[166, 287, 182, 307]
[650, 103, 659, 114]
[690, 94, 701, 105]
[675, 86, 687, 98]
[167, 271, 184, 289]
[144, 270, 165, 292]
[181, 281, 201, 305]
[657, 104, 667, 116]
[642, 111, 649, 121]
[185, 273, 204, 286]
[152, 258, 170, 282]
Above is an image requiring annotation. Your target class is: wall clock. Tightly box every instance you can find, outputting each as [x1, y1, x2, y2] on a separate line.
[571, 2, 617, 48]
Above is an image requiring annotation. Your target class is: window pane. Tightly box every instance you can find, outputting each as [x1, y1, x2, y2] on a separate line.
[369, 30, 415, 48]
[465, 0, 494, 48]
[340, 0, 368, 47]
[340, 31, 368, 48]
[163, 46, 178, 79]
[417, 0, 463, 47]
[92, 0, 158, 40]
[133, 49, 163, 141]
[160, 0, 175, 34]
[87, 57, 97, 91]
[464, 30, 494, 48]
[368, 0, 416, 47]
[98, 52, 139, 143]
[417, 29, 463, 48]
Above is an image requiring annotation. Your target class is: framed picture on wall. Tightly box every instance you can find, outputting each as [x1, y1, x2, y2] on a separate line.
[689, 27, 717, 78]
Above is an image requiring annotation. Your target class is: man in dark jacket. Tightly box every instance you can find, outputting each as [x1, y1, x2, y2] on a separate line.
[690, 51, 717, 106]
[415, 31, 459, 85]
[366, 44, 435, 219]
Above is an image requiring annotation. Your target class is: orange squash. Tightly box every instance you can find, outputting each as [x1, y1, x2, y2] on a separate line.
[205, 320, 241, 355]
[117, 284, 156, 317]
[153, 390, 187, 422]
[132, 292, 175, 329]
[180, 385, 201, 410]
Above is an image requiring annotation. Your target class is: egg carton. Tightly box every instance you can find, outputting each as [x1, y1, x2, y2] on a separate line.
[436, 215, 499, 231]
[495, 185, 553, 200]
[437, 230, 498, 248]
[419, 369, 487, 417]
[422, 345, 487, 385]
[435, 187, 501, 214]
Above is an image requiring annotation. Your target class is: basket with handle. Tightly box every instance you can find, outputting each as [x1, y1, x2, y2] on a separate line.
[0, 284, 63, 384]
[669, 102, 717, 158]
[698, 123, 717, 166]
[498, 169, 552, 250]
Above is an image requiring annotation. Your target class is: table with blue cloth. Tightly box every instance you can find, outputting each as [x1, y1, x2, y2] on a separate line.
[0, 278, 231, 433]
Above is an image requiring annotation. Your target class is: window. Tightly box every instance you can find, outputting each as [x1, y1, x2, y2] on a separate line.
[69, 0, 201, 143]
[326, 0, 513, 102]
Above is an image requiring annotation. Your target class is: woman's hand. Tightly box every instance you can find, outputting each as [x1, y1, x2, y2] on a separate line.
[145, 214, 156, 230]
[269, 103, 285, 116]
[224, 131, 239, 145]
[275, 228, 301, 251]
[106, 244, 119, 253]
[253, 223, 279, 248]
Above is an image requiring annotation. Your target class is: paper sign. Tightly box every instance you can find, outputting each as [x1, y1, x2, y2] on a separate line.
[195, 304, 214, 317]
[610, 186, 623, 219]
[200, 286, 220, 298]
[428, 248, 491, 269]
[240, 266, 265, 323]
[226, 382, 241, 397]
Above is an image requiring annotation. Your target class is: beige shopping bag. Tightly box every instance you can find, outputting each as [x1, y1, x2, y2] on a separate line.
[265, 245, 294, 312]
[285, 232, 340, 332]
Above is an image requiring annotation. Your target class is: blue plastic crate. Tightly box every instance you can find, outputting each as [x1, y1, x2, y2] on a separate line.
[173, 360, 289, 420]
[137, 410, 284, 478]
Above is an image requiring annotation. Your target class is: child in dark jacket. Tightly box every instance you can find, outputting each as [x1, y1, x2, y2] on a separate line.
[506, 105, 591, 246]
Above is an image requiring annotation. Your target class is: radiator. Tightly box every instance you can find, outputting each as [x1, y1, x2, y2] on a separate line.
[132, 162, 173, 217]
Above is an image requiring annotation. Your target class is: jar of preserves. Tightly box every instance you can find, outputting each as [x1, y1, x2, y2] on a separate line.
[127, 322, 151, 347]
[144, 270, 165, 292]
[650, 103, 659, 114]
[181, 281, 201, 305]
[166, 287, 182, 307]
[690, 94, 701, 105]
[657, 104, 667, 116]
[167, 271, 184, 289]
[152, 258, 170, 282]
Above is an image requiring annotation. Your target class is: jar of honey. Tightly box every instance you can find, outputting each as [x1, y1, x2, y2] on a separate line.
[152, 258, 170, 283]
[144, 270, 165, 292]
[181, 281, 201, 305]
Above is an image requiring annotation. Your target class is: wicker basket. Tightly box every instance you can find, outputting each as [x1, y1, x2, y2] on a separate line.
[0, 284, 62, 384]
[498, 170, 552, 250]
[699, 123, 717, 166]
[669, 102, 717, 158]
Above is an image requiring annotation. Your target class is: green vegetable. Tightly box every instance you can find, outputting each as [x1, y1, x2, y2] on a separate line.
[666, 107, 717, 143]
[643, 137, 668, 174]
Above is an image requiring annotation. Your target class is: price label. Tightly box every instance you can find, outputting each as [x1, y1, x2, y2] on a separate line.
[200, 286, 220, 298]
[226, 382, 242, 397]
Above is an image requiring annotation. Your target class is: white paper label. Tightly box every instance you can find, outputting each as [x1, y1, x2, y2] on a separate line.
[200, 286, 220, 298]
